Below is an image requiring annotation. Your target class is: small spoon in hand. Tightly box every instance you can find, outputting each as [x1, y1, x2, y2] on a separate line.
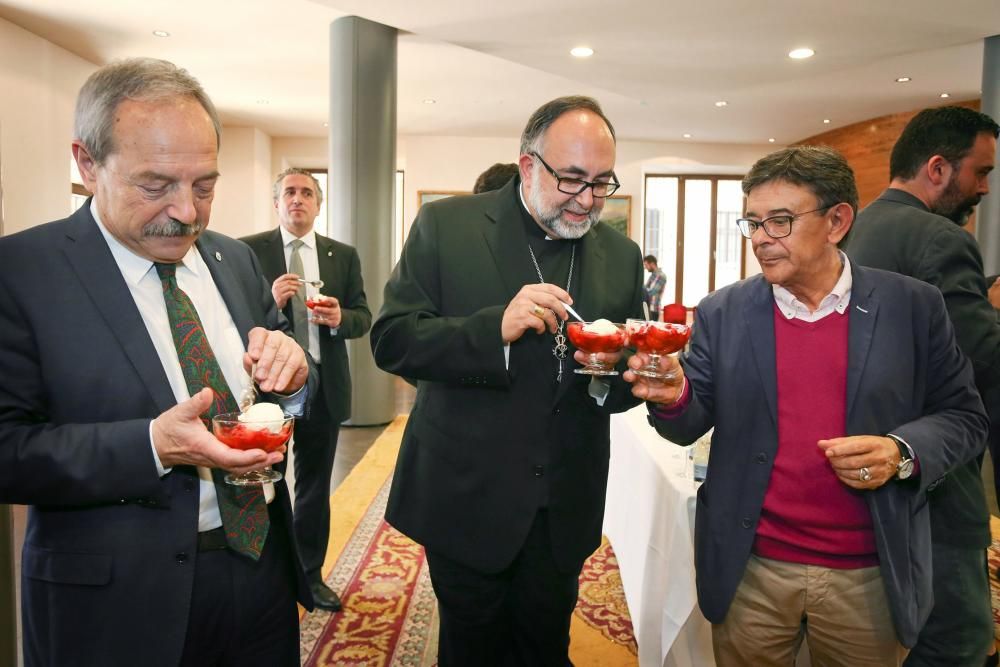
[297, 278, 325, 289]
[237, 362, 258, 412]
[561, 301, 585, 323]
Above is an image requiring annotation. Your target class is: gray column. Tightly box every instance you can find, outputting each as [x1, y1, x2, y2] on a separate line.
[977, 34, 1000, 275]
[328, 17, 397, 425]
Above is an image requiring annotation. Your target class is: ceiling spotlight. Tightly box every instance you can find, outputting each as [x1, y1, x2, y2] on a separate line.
[768, 138, 776, 143]
[423, 98, 436, 105]
[788, 48, 815, 60]
[570, 46, 594, 58]
[322, 122, 329, 127]
[823, 119, 831, 124]
[940, 92, 951, 98]
[714, 100, 728, 107]
[682, 133, 692, 139]
[152, 30, 170, 38]
[895, 76, 911, 83]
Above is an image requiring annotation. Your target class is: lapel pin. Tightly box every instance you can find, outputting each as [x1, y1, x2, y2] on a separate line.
[327, 250, 333, 257]
[214, 251, 223, 262]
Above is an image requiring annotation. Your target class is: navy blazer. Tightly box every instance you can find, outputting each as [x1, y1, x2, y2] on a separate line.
[0, 203, 314, 667]
[650, 266, 987, 647]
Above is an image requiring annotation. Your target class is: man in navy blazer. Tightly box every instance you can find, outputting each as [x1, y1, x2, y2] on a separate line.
[242, 168, 371, 612]
[0, 58, 313, 666]
[630, 147, 987, 665]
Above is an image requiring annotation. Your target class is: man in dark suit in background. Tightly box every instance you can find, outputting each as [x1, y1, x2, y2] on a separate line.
[847, 106, 999, 666]
[633, 146, 987, 664]
[242, 168, 371, 612]
[371, 96, 644, 665]
[0, 58, 313, 666]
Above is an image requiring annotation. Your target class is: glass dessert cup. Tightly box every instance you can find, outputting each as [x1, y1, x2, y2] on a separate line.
[566, 321, 627, 376]
[211, 411, 293, 485]
[625, 319, 691, 381]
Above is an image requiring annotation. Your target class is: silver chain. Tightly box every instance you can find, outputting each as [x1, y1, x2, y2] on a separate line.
[527, 242, 575, 382]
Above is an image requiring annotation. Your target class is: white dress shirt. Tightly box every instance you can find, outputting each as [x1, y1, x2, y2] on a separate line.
[279, 226, 327, 361]
[772, 251, 853, 322]
[93, 203, 270, 530]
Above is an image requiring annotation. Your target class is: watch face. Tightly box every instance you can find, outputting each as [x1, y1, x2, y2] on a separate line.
[897, 459, 914, 480]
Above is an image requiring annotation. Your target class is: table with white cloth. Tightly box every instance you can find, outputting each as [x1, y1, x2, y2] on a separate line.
[604, 404, 713, 667]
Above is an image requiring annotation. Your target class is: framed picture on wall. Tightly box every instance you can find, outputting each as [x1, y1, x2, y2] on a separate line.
[417, 190, 470, 209]
[600, 194, 631, 236]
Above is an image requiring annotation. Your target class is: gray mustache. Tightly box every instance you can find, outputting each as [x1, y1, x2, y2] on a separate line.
[143, 219, 203, 238]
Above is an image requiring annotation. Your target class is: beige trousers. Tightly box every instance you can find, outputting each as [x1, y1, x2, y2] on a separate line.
[712, 555, 907, 667]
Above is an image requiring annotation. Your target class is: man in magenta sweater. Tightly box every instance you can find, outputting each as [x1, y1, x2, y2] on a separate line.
[627, 146, 987, 665]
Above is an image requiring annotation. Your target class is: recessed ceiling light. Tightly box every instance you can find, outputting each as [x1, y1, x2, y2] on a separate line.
[152, 30, 170, 38]
[423, 98, 436, 105]
[322, 122, 329, 127]
[823, 119, 831, 124]
[788, 48, 815, 60]
[682, 133, 692, 139]
[714, 100, 728, 107]
[895, 76, 911, 83]
[940, 92, 951, 98]
[570, 46, 594, 58]
[768, 138, 776, 143]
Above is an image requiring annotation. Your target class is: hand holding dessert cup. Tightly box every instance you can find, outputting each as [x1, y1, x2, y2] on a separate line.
[567, 319, 628, 376]
[625, 319, 691, 381]
[212, 402, 293, 486]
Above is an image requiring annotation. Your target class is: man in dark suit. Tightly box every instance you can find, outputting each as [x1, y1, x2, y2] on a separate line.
[0, 58, 313, 666]
[847, 106, 999, 667]
[371, 96, 644, 665]
[242, 168, 371, 612]
[632, 146, 987, 665]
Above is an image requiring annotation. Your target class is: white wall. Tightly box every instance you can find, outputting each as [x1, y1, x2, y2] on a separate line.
[213, 126, 273, 238]
[0, 17, 94, 235]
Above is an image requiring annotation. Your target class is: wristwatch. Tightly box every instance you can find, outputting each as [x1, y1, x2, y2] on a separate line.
[887, 434, 914, 480]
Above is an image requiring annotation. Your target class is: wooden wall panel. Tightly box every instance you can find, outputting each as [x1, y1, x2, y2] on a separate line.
[795, 99, 981, 211]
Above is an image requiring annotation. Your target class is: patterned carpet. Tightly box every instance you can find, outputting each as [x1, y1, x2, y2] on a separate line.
[299, 417, 637, 666]
[990, 517, 1000, 641]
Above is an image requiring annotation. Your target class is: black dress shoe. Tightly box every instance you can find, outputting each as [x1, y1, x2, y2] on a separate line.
[309, 581, 343, 612]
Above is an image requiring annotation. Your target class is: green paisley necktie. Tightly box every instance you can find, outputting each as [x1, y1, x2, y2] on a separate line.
[154, 262, 269, 560]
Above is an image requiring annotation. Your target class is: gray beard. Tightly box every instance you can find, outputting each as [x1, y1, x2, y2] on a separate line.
[528, 172, 599, 239]
[143, 218, 204, 238]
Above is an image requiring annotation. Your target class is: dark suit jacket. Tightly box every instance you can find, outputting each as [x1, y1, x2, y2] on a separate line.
[848, 188, 995, 547]
[649, 267, 987, 647]
[0, 203, 314, 667]
[240, 229, 371, 423]
[370, 178, 645, 573]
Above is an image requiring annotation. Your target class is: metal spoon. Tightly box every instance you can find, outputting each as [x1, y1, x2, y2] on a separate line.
[297, 278, 325, 289]
[561, 301, 585, 323]
[237, 362, 258, 412]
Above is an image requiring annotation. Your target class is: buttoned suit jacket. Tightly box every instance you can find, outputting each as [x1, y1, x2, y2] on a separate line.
[370, 178, 645, 574]
[240, 229, 371, 423]
[649, 267, 987, 647]
[0, 203, 314, 667]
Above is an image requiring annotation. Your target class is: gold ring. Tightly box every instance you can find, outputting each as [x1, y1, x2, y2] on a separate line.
[531, 305, 546, 319]
[859, 467, 872, 482]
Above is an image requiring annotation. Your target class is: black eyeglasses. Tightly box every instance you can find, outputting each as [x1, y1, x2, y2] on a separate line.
[735, 205, 833, 239]
[531, 152, 621, 198]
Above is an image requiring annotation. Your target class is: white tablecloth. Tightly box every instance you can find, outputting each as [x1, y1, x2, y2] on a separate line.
[604, 405, 714, 667]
